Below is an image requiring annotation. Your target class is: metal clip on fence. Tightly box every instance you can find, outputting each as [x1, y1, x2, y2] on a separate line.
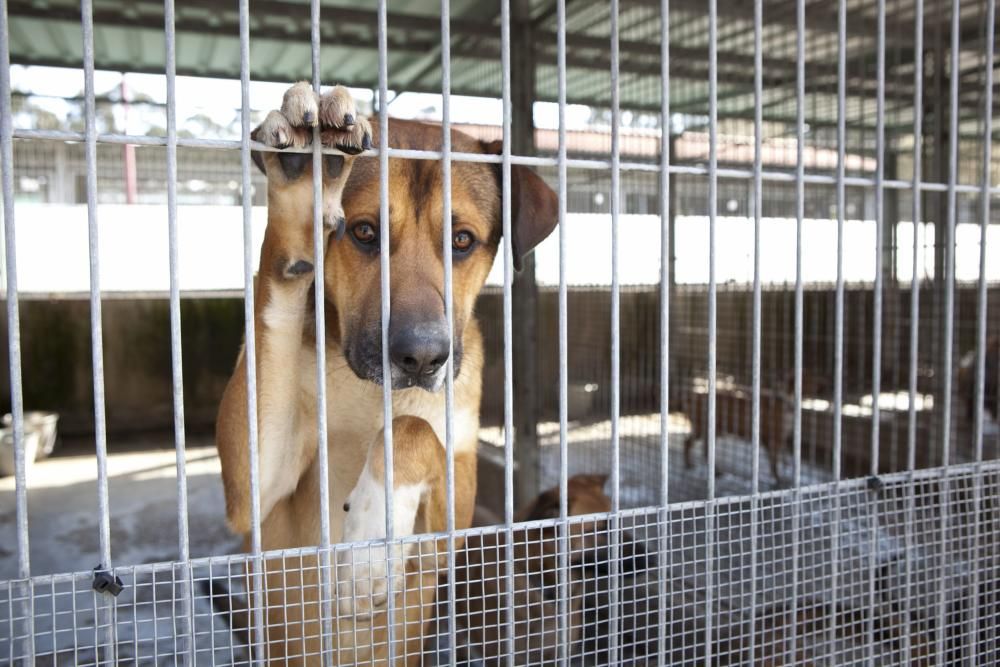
[91, 567, 124, 597]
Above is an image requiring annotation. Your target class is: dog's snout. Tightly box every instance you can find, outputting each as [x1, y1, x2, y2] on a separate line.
[389, 323, 450, 381]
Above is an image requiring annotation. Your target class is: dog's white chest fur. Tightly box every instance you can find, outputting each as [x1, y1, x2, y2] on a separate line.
[291, 346, 477, 544]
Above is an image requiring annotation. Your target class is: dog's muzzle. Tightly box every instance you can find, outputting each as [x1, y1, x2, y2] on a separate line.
[388, 322, 450, 386]
[346, 322, 460, 392]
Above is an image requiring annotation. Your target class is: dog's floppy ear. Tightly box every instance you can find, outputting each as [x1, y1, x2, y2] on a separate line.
[481, 139, 559, 271]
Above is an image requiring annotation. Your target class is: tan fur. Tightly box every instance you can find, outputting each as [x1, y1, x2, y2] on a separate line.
[214, 83, 557, 665]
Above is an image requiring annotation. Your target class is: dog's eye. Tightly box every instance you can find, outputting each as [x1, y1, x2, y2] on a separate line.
[351, 222, 377, 245]
[452, 230, 475, 253]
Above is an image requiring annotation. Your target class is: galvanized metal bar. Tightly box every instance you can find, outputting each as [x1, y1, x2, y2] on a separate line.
[936, 0, 960, 660]
[656, 0, 671, 664]
[375, 0, 397, 662]
[81, 0, 117, 659]
[902, 3, 924, 662]
[704, 0, 718, 662]
[500, 0, 517, 661]
[609, 0, 622, 663]
[829, 0, 848, 658]
[788, 0, 805, 659]
[163, 0, 194, 661]
[556, 0, 571, 663]
[11, 127, 1000, 196]
[0, 0, 33, 660]
[237, 0, 266, 659]
[867, 1, 887, 662]
[967, 2, 994, 661]
[81, 0, 110, 578]
[746, 0, 763, 661]
[439, 1, 459, 664]
[308, 0, 334, 662]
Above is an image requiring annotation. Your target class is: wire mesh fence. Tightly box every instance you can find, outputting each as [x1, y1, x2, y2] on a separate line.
[2, 462, 999, 664]
[1, 0, 999, 665]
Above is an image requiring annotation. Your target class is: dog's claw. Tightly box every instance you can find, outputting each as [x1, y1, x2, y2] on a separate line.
[336, 143, 364, 157]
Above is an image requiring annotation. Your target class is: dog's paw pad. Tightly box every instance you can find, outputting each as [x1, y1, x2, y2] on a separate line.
[281, 81, 319, 128]
[283, 259, 314, 278]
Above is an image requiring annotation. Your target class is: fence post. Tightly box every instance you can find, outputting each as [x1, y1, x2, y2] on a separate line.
[511, 0, 540, 509]
[931, 2, 951, 466]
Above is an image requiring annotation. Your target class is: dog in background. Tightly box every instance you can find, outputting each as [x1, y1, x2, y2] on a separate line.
[683, 372, 830, 487]
[454, 474, 656, 665]
[214, 81, 558, 664]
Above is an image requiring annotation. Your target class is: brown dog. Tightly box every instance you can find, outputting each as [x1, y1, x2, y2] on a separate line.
[683, 373, 830, 487]
[454, 474, 655, 665]
[683, 379, 789, 486]
[214, 83, 557, 664]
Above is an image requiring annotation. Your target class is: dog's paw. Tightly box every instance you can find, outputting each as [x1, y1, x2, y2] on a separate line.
[281, 81, 319, 128]
[318, 86, 373, 155]
[252, 82, 372, 158]
[256, 110, 298, 149]
[335, 543, 407, 621]
[269, 82, 372, 155]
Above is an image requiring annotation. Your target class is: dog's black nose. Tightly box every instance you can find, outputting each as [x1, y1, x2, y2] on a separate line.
[389, 323, 450, 381]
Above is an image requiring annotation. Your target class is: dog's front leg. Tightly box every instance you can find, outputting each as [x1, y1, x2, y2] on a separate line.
[336, 416, 447, 619]
[215, 83, 372, 534]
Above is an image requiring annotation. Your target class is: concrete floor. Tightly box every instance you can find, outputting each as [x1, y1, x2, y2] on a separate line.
[0, 436, 240, 580]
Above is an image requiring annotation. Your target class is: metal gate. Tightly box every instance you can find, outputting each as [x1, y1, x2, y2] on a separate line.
[1, 0, 999, 664]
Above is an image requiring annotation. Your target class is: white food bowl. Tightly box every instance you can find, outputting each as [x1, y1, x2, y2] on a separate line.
[0, 411, 60, 476]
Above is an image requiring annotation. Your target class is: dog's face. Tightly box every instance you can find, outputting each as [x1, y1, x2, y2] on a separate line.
[326, 120, 557, 391]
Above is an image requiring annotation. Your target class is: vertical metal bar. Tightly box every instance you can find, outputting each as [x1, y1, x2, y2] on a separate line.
[500, 0, 516, 663]
[703, 0, 718, 662]
[81, 0, 109, 574]
[746, 0, 763, 661]
[237, 0, 265, 659]
[81, 0, 116, 660]
[609, 0, 622, 663]
[656, 0, 671, 664]
[439, 1, 458, 664]
[867, 0, 887, 662]
[902, 3, 924, 663]
[788, 0, 805, 659]
[556, 0, 570, 663]
[829, 0, 848, 658]
[968, 3, 994, 661]
[375, 0, 397, 662]
[0, 0, 33, 661]
[936, 0, 960, 660]
[163, 0, 194, 661]
[308, 1, 333, 662]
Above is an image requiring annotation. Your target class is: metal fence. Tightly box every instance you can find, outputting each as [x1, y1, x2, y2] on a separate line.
[1, 0, 999, 665]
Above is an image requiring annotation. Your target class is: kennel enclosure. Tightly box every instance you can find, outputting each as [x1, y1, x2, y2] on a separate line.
[1, 0, 999, 664]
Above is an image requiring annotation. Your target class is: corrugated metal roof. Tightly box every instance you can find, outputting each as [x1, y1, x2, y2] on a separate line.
[7, 0, 999, 140]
